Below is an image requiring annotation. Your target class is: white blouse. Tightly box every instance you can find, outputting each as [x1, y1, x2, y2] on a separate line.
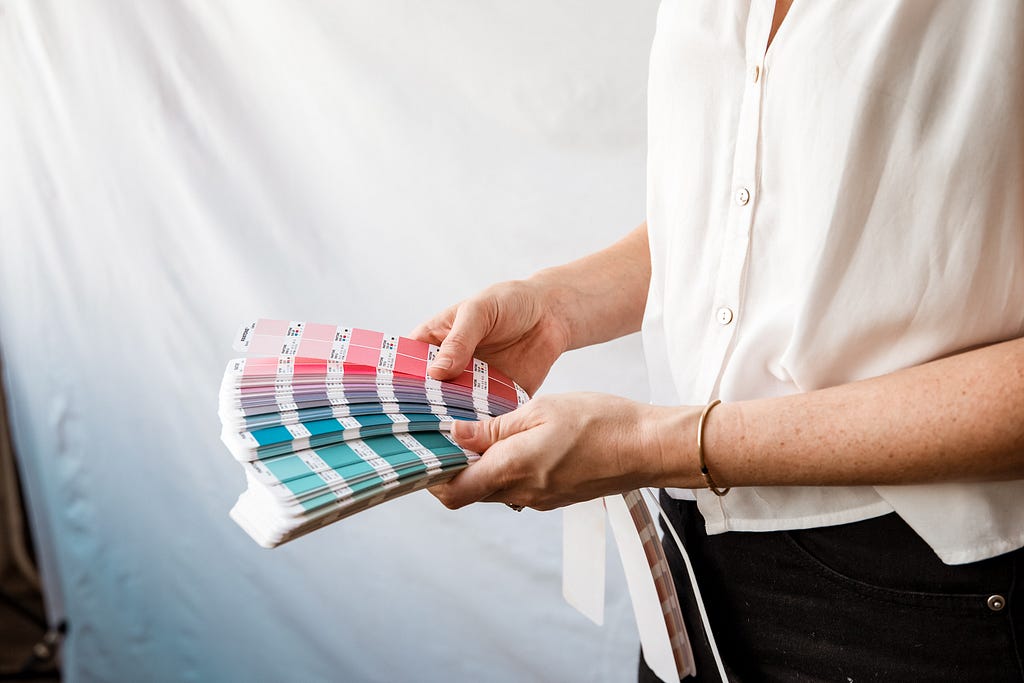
[642, 0, 1024, 564]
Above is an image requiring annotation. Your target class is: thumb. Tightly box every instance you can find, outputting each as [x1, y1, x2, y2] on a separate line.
[433, 415, 529, 508]
[450, 410, 526, 454]
[429, 300, 491, 380]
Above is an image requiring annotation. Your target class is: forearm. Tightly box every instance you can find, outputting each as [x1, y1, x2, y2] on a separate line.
[654, 336, 1024, 488]
[530, 222, 650, 351]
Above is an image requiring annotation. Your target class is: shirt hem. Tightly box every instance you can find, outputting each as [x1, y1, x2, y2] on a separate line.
[924, 533, 1024, 565]
[700, 500, 895, 536]
[696, 497, 1024, 565]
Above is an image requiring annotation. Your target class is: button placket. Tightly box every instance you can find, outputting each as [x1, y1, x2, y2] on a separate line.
[695, 44, 767, 401]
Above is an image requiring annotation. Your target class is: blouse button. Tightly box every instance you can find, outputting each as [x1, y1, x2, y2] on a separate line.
[752, 65, 760, 83]
[735, 187, 751, 206]
[716, 307, 734, 325]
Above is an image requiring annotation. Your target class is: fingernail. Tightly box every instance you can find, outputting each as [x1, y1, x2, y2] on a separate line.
[431, 355, 453, 370]
[451, 420, 479, 442]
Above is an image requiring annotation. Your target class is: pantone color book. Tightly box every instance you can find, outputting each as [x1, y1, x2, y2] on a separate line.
[219, 319, 694, 681]
[219, 319, 528, 547]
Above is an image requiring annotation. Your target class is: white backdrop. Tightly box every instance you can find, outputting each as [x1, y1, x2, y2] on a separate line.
[0, 1, 661, 681]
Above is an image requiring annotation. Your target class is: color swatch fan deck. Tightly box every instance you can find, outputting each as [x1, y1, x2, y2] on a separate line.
[218, 319, 528, 547]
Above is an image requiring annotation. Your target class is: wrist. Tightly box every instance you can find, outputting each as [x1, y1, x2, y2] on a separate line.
[648, 401, 743, 490]
[525, 267, 581, 354]
[643, 404, 703, 489]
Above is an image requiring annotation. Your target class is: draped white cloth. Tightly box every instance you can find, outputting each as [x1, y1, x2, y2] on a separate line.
[0, 2, 658, 680]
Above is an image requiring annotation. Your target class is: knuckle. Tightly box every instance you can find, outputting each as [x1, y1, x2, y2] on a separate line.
[443, 334, 470, 355]
[520, 491, 546, 510]
[466, 295, 499, 328]
[484, 281, 516, 299]
[528, 395, 555, 417]
[493, 468, 517, 493]
[430, 486, 459, 510]
[410, 325, 441, 345]
[486, 416, 506, 443]
[493, 466, 526, 498]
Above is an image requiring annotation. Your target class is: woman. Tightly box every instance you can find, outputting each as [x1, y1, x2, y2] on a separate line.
[413, 1, 1024, 679]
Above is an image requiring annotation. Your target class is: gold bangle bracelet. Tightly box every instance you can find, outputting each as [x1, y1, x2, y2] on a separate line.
[697, 399, 730, 496]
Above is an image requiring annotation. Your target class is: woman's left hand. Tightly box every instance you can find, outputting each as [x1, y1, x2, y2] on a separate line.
[429, 392, 702, 511]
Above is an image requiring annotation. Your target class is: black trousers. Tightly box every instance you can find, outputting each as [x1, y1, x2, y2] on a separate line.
[639, 492, 1024, 682]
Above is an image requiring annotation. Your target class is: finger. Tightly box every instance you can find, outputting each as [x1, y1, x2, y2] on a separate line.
[428, 432, 527, 509]
[475, 427, 550, 507]
[433, 412, 539, 509]
[449, 407, 531, 454]
[428, 299, 493, 381]
[426, 462, 501, 510]
[430, 410, 531, 509]
[427, 480, 471, 510]
[408, 306, 456, 344]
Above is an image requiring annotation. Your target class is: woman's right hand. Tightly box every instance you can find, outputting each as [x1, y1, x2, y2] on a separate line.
[410, 278, 571, 396]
